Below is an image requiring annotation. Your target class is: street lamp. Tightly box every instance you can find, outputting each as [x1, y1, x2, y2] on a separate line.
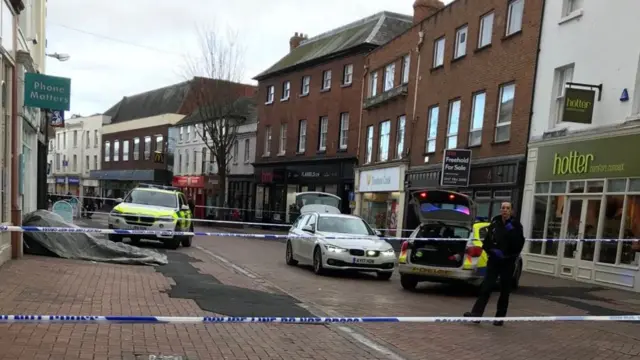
[46, 53, 70, 62]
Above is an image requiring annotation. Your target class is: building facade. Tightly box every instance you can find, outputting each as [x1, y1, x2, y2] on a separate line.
[253, 12, 413, 223]
[395, 0, 544, 231]
[520, 0, 640, 291]
[47, 115, 104, 198]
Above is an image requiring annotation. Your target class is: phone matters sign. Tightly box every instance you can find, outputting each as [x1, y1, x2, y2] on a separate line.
[440, 149, 471, 187]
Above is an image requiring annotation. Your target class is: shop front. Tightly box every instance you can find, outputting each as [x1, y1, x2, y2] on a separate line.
[405, 155, 525, 230]
[55, 177, 65, 195]
[172, 175, 205, 218]
[68, 177, 80, 195]
[521, 131, 640, 292]
[355, 165, 407, 238]
[254, 158, 356, 223]
[227, 175, 254, 221]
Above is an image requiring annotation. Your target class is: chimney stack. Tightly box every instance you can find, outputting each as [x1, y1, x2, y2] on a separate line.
[413, 0, 445, 24]
[290, 32, 305, 51]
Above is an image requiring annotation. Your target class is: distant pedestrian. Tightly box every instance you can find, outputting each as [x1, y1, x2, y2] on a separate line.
[464, 202, 525, 326]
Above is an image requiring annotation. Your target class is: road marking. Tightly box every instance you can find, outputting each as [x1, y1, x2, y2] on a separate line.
[193, 245, 410, 360]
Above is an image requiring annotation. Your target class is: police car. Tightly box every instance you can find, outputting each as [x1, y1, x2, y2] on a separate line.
[397, 190, 522, 290]
[107, 184, 194, 249]
[285, 204, 396, 280]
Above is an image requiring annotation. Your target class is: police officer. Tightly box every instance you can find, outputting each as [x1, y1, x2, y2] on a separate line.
[464, 202, 525, 326]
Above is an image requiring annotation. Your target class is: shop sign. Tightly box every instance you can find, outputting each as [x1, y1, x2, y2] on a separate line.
[68, 177, 80, 185]
[563, 88, 595, 124]
[536, 134, 640, 181]
[55, 177, 65, 184]
[172, 176, 204, 188]
[441, 149, 471, 187]
[24, 73, 71, 111]
[358, 167, 401, 192]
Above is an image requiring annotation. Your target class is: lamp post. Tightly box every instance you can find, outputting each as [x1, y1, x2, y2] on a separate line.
[45, 53, 70, 62]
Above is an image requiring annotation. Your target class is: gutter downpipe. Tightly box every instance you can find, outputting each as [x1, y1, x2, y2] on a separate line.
[519, 0, 546, 216]
[356, 62, 368, 161]
[11, 31, 22, 259]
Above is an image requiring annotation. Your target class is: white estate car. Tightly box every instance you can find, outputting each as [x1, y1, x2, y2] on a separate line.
[285, 204, 396, 280]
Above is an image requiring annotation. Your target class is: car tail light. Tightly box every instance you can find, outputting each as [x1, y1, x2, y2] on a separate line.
[466, 246, 483, 257]
[400, 241, 409, 253]
[419, 192, 427, 199]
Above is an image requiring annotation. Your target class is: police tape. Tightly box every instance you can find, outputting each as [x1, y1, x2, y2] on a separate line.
[0, 225, 639, 243]
[0, 314, 639, 324]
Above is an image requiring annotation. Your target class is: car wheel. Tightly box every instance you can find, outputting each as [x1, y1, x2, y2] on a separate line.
[285, 240, 298, 266]
[512, 260, 522, 290]
[313, 246, 325, 275]
[377, 272, 393, 281]
[400, 274, 418, 290]
[181, 225, 194, 247]
[165, 237, 181, 250]
[108, 234, 122, 243]
[130, 236, 141, 246]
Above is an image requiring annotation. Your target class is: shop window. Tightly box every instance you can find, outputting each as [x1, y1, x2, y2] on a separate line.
[361, 192, 400, 236]
[581, 199, 601, 261]
[599, 195, 624, 264]
[529, 196, 548, 254]
[607, 179, 626, 192]
[629, 178, 640, 191]
[476, 202, 490, 219]
[544, 195, 564, 256]
[621, 195, 640, 265]
[550, 181, 566, 193]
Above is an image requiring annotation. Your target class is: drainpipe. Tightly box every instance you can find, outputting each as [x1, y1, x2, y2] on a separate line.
[11, 54, 22, 259]
[356, 63, 368, 161]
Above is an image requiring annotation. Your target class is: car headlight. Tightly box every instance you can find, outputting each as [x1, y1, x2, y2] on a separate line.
[158, 216, 175, 222]
[325, 244, 348, 253]
[382, 249, 395, 256]
[110, 209, 123, 216]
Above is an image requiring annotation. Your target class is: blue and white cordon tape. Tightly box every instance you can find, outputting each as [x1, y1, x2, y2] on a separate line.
[0, 225, 639, 242]
[0, 315, 639, 324]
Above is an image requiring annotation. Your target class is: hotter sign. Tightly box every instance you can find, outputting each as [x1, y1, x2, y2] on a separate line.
[441, 149, 471, 187]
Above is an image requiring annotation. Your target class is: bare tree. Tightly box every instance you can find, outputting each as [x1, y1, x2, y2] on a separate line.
[184, 27, 254, 213]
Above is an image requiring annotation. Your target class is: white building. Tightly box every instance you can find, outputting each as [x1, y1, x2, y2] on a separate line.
[520, 0, 640, 291]
[47, 115, 106, 198]
[172, 118, 257, 218]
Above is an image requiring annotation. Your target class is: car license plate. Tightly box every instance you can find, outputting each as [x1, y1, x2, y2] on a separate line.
[411, 267, 451, 275]
[353, 258, 375, 264]
[132, 226, 146, 230]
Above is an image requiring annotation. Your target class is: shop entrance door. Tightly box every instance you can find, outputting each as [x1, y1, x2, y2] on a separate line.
[559, 197, 602, 279]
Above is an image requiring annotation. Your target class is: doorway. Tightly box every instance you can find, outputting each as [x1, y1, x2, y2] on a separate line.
[559, 197, 602, 278]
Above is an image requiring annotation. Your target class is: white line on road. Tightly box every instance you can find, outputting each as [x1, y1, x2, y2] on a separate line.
[193, 245, 410, 360]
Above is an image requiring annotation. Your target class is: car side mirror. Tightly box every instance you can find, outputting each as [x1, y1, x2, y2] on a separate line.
[302, 225, 315, 233]
[115, 198, 123, 203]
[375, 230, 383, 237]
[181, 204, 190, 211]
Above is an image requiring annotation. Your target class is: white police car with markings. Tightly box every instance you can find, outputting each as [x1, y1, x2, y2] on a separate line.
[285, 203, 396, 280]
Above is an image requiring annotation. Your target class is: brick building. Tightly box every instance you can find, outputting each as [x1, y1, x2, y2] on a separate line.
[253, 12, 413, 222]
[354, 0, 544, 233]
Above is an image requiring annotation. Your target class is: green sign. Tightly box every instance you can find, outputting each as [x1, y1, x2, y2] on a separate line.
[24, 73, 71, 111]
[536, 134, 640, 181]
[562, 88, 595, 124]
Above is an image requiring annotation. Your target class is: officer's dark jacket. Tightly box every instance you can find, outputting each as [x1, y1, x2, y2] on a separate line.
[482, 215, 525, 258]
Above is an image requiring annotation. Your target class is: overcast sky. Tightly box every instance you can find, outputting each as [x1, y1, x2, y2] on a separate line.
[46, 0, 454, 116]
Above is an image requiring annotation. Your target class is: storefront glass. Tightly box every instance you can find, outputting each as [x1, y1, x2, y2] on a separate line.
[361, 192, 401, 236]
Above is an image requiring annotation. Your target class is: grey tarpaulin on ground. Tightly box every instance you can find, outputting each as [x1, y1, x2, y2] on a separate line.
[22, 210, 168, 266]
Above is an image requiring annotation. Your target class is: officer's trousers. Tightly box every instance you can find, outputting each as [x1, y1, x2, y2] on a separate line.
[470, 257, 516, 317]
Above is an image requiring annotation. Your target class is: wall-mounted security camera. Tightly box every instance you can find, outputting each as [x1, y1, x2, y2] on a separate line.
[27, 35, 39, 45]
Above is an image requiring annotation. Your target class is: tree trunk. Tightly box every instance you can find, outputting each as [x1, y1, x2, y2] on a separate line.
[217, 166, 227, 219]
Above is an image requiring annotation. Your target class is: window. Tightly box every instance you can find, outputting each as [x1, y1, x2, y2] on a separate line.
[563, 0, 583, 16]
[401, 55, 410, 84]
[233, 141, 239, 163]
[73, 130, 78, 147]
[63, 132, 66, 149]
[339, 113, 349, 150]
[85, 131, 90, 148]
[193, 149, 198, 172]
[469, 92, 486, 146]
[72, 154, 77, 171]
[343, 64, 353, 85]
[56, 133, 60, 149]
[396, 115, 406, 159]
[554, 65, 574, 123]
[85, 155, 90, 170]
[282, 81, 290, 100]
[123, 140, 130, 161]
[201, 147, 208, 173]
[186, 125, 191, 141]
[185, 151, 190, 173]
[133, 137, 140, 160]
[369, 71, 378, 97]
[383, 63, 395, 91]
[279, 123, 287, 154]
[113, 140, 120, 161]
[144, 136, 151, 160]
[506, 0, 524, 36]
[322, 70, 332, 90]
[93, 155, 98, 170]
[156, 135, 163, 152]
[318, 116, 328, 151]
[496, 83, 515, 142]
[378, 120, 391, 162]
[179, 127, 183, 141]
[94, 130, 99, 148]
[55, 153, 61, 170]
[446, 100, 461, 149]
[301, 76, 310, 95]
[264, 126, 272, 155]
[244, 139, 250, 162]
[365, 126, 374, 164]
[478, 12, 494, 48]
[433, 37, 445, 68]
[178, 152, 183, 174]
[426, 106, 439, 153]
[454, 25, 468, 58]
[124, 189, 178, 208]
[266, 85, 275, 103]
[298, 120, 307, 153]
